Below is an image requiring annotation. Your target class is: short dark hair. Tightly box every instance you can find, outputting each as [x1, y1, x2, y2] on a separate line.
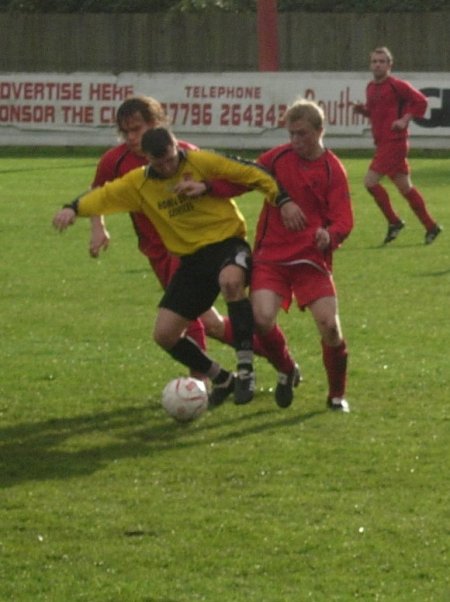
[141, 127, 176, 158]
[371, 46, 393, 64]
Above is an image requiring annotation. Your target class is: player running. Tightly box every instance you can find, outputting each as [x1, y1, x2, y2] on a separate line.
[354, 46, 442, 245]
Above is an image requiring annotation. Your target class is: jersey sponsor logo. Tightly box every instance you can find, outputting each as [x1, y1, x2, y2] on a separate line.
[157, 195, 195, 218]
[168, 201, 194, 218]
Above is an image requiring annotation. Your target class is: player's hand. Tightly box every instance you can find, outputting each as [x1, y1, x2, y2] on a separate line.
[315, 227, 331, 251]
[173, 180, 207, 197]
[89, 219, 111, 258]
[353, 103, 366, 115]
[52, 208, 76, 231]
[280, 201, 307, 231]
[391, 117, 408, 131]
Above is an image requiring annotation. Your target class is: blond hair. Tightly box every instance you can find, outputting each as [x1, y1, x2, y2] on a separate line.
[283, 99, 325, 130]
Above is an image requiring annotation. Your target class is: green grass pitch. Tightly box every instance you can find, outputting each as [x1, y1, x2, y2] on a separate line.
[0, 147, 449, 601]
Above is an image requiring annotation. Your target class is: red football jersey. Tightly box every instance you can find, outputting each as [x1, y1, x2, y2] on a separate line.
[365, 75, 427, 145]
[254, 144, 353, 272]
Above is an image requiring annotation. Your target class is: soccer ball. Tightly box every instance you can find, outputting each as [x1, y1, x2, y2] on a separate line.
[161, 376, 208, 422]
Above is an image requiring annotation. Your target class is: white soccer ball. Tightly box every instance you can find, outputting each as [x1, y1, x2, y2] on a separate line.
[161, 376, 208, 422]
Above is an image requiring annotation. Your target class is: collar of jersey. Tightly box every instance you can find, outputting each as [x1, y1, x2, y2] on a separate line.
[146, 149, 187, 179]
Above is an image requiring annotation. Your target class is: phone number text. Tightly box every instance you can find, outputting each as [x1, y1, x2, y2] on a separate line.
[162, 102, 287, 128]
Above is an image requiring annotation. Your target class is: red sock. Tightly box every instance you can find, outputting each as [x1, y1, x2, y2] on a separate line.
[257, 324, 296, 373]
[220, 316, 235, 346]
[403, 188, 435, 230]
[367, 184, 400, 224]
[186, 318, 206, 351]
[322, 340, 348, 399]
[252, 333, 270, 358]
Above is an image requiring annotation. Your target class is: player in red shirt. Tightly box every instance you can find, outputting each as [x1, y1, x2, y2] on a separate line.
[176, 99, 352, 410]
[252, 99, 353, 411]
[354, 46, 442, 245]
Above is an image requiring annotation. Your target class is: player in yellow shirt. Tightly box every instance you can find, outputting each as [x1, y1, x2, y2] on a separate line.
[53, 126, 291, 406]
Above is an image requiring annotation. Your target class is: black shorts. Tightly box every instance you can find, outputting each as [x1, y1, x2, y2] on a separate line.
[159, 237, 252, 321]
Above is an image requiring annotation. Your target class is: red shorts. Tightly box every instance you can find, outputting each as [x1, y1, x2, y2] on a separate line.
[370, 139, 410, 177]
[251, 261, 336, 311]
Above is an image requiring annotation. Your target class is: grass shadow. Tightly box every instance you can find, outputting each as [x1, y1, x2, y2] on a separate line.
[0, 401, 325, 489]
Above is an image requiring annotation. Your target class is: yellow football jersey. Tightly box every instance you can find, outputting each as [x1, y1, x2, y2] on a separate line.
[77, 149, 282, 256]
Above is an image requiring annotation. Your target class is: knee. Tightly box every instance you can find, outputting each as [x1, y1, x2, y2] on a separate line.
[398, 184, 412, 197]
[252, 306, 275, 335]
[219, 272, 246, 302]
[221, 282, 243, 301]
[364, 175, 379, 191]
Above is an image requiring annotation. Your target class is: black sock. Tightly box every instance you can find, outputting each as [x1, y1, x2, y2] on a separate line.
[212, 369, 232, 385]
[168, 337, 213, 374]
[227, 298, 254, 351]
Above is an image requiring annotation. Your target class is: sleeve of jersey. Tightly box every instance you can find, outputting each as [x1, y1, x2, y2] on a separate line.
[324, 159, 354, 250]
[91, 152, 115, 188]
[398, 80, 427, 118]
[197, 151, 288, 207]
[77, 173, 142, 217]
[360, 84, 372, 117]
[208, 179, 249, 198]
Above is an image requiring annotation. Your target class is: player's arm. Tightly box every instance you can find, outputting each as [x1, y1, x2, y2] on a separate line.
[392, 79, 427, 130]
[403, 81, 428, 118]
[354, 83, 371, 117]
[173, 178, 248, 198]
[53, 173, 143, 232]
[189, 151, 286, 205]
[353, 102, 370, 117]
[257, 151, 307, 232]
[88, 154, 115, 256]
[178, 142, 251, 198]
[89, 215, 110, 258]
[322, 162, 354, 250]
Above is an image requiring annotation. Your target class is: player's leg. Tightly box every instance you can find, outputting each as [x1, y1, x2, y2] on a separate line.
[131, 211, 209, 354]
[153, 308, 216, 374]
[219, 261, 255, 405]
[252, 261, 300, 408]
[364, 169, 404, 243]
[213, 238, 258, 405]
[391, 172, 442, 243]
[308, 295, 349, 413]
[200, 306, 271, 359]
[155, 256, 235, 406]
[200, 306, 226, 340]
[251, 287, 299, 408]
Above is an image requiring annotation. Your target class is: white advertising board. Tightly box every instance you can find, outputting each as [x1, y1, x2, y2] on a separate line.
[1, 72, 449, 148]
